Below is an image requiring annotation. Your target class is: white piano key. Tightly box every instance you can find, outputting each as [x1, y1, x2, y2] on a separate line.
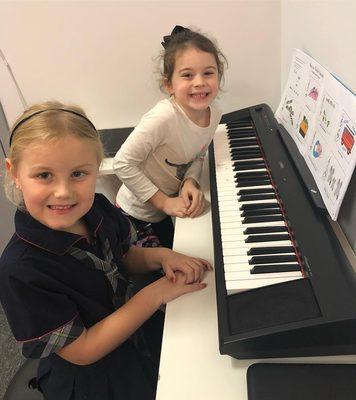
[221, 237, 288, 249]
[221, 234, 287, 244]
[223, 251, 295, 264]
[219, 218, 285, 227]
[222, 243, 293, 254]
[224, 261, 298, 272]
[225, 270, 302, 281]
[220, 220, 284, 229]
[226, 275, 302, 294]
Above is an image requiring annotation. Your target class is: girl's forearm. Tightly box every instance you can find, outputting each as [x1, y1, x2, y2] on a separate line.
[124, 246, 171, 274]
[57, 282, 162, 365]
[148, 190, 168, 210]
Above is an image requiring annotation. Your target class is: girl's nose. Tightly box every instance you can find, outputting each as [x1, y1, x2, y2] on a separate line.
[54, 180, 72, 198]
[193, 74, 205, 87]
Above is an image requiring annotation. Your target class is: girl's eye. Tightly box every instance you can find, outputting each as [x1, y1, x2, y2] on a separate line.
[205, 71, 215, 76]
[37, 172, 52, 180]
[72, 171, 86, 178]
[182, 73, 192, 78]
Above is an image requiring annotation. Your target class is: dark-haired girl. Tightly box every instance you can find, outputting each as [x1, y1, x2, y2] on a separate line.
[114, 25, 227, 248]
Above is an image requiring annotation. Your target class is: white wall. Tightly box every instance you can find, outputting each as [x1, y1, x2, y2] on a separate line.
[281, 0, 356, 94]
[0, 1, 280, 131]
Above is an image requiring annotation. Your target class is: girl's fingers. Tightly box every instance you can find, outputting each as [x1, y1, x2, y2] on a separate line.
[184, 282, 207, 293]
[188, 195, 205, 218]
[165, 267, 176, 283]
[181, 259, 208, 283]
[182, 194, 191, 208]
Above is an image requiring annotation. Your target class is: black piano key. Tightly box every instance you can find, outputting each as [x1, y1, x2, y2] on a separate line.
[241, 208, 281, 217]
[230, 148, 261, 156]
[227, 125, 256, 133]
[234, 160, 265, 167]
[236, 179, 271, 187]
[236, 171, 269, 178]
[237, 188, 275, 195]
[229, 146, 261, 154]
[230, 152, 262, 161]
[248, 255, 298, 265]
[247, 246, 295, 255]
[233, 163, 266, 171]
[250, 264, 301, 274]
[240, 202, 279, 210]
[227, 121, 253, 126]
[229, 139, 258, 146]
[227, 121, 253, 128]
[243, 226, 288, 234]
[228, 141, 261, 152]
[245, 234, 290, 243]
[227, 125, 254, 132]
[236, 178, 270, 185]
[243, 215, 285, 224]
[239, 194, 276, 202]
[228, 132, 256, 139]
[236, 175, 269, 182]
[230, 138, 258, 144]
[229, 146, 260, 154]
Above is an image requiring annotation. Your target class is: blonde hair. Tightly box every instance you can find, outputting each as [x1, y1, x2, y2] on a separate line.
[4, 100, 104, 207]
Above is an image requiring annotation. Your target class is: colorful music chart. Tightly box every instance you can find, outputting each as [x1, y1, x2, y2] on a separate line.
[275, 49, 356, 220]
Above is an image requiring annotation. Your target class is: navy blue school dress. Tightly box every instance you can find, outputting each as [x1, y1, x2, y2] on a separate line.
[0, 194, 162, 400]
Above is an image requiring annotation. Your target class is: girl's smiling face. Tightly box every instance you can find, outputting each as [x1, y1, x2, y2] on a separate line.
[8, 134, 100, 235]
[164, 46, 219, 126]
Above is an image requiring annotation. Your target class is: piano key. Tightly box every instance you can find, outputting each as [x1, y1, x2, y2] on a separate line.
[229, 139, 258, 146]
[247, 246, 295, 255]
[234, 160, 265, 167]
[222, 239, 292, 250]
[242, 215, 284, 224]
[225, 275, 302, 294]
[240, 202, 280, 210]
[220, 213, 283, 225]
[222, 222, 286, 233]
[237, 188, 275, 195]
[235, 171, 270, 178]
[250, 264, 301, 274]
[236, 179, 271, 187]
[220, 219, 286, 228]
[245, 234, 291, 242]
[224, 254, 297, 266]
[243, 226, 288, 234]
[225, 270, 301, 280]
[241, 208, 281, 216]
[231, 153, 263, 161]
[224, 261, 298, 272]
[248, 255, 298, 264]
[221, 238, 292, 249]
[219, 199, 279, 210]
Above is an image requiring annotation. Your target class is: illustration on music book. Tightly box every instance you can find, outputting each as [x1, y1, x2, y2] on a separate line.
[275, 49, 356, 220]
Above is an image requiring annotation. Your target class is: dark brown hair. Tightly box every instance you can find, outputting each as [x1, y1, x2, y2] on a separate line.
[160, 26, 227, 90]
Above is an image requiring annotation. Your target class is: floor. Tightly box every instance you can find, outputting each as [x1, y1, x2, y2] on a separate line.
[0, 306, 24, 399]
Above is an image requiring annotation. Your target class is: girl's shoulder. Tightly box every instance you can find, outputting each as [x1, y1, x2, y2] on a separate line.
[140, 99, 176, 126]
[0, 235, 52, 290]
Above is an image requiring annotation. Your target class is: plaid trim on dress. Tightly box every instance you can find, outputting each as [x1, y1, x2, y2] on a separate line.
[19, 314, 84, 358]
[68, 239, 133, 307]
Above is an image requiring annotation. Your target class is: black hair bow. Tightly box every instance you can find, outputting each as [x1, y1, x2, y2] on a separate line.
[161, 25, 189, 49]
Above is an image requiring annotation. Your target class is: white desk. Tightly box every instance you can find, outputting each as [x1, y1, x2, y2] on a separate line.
[155, 157, 356, 400]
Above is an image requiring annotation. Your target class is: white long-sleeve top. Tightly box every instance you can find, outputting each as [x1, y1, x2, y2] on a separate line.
[113, 98, 222, 222]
